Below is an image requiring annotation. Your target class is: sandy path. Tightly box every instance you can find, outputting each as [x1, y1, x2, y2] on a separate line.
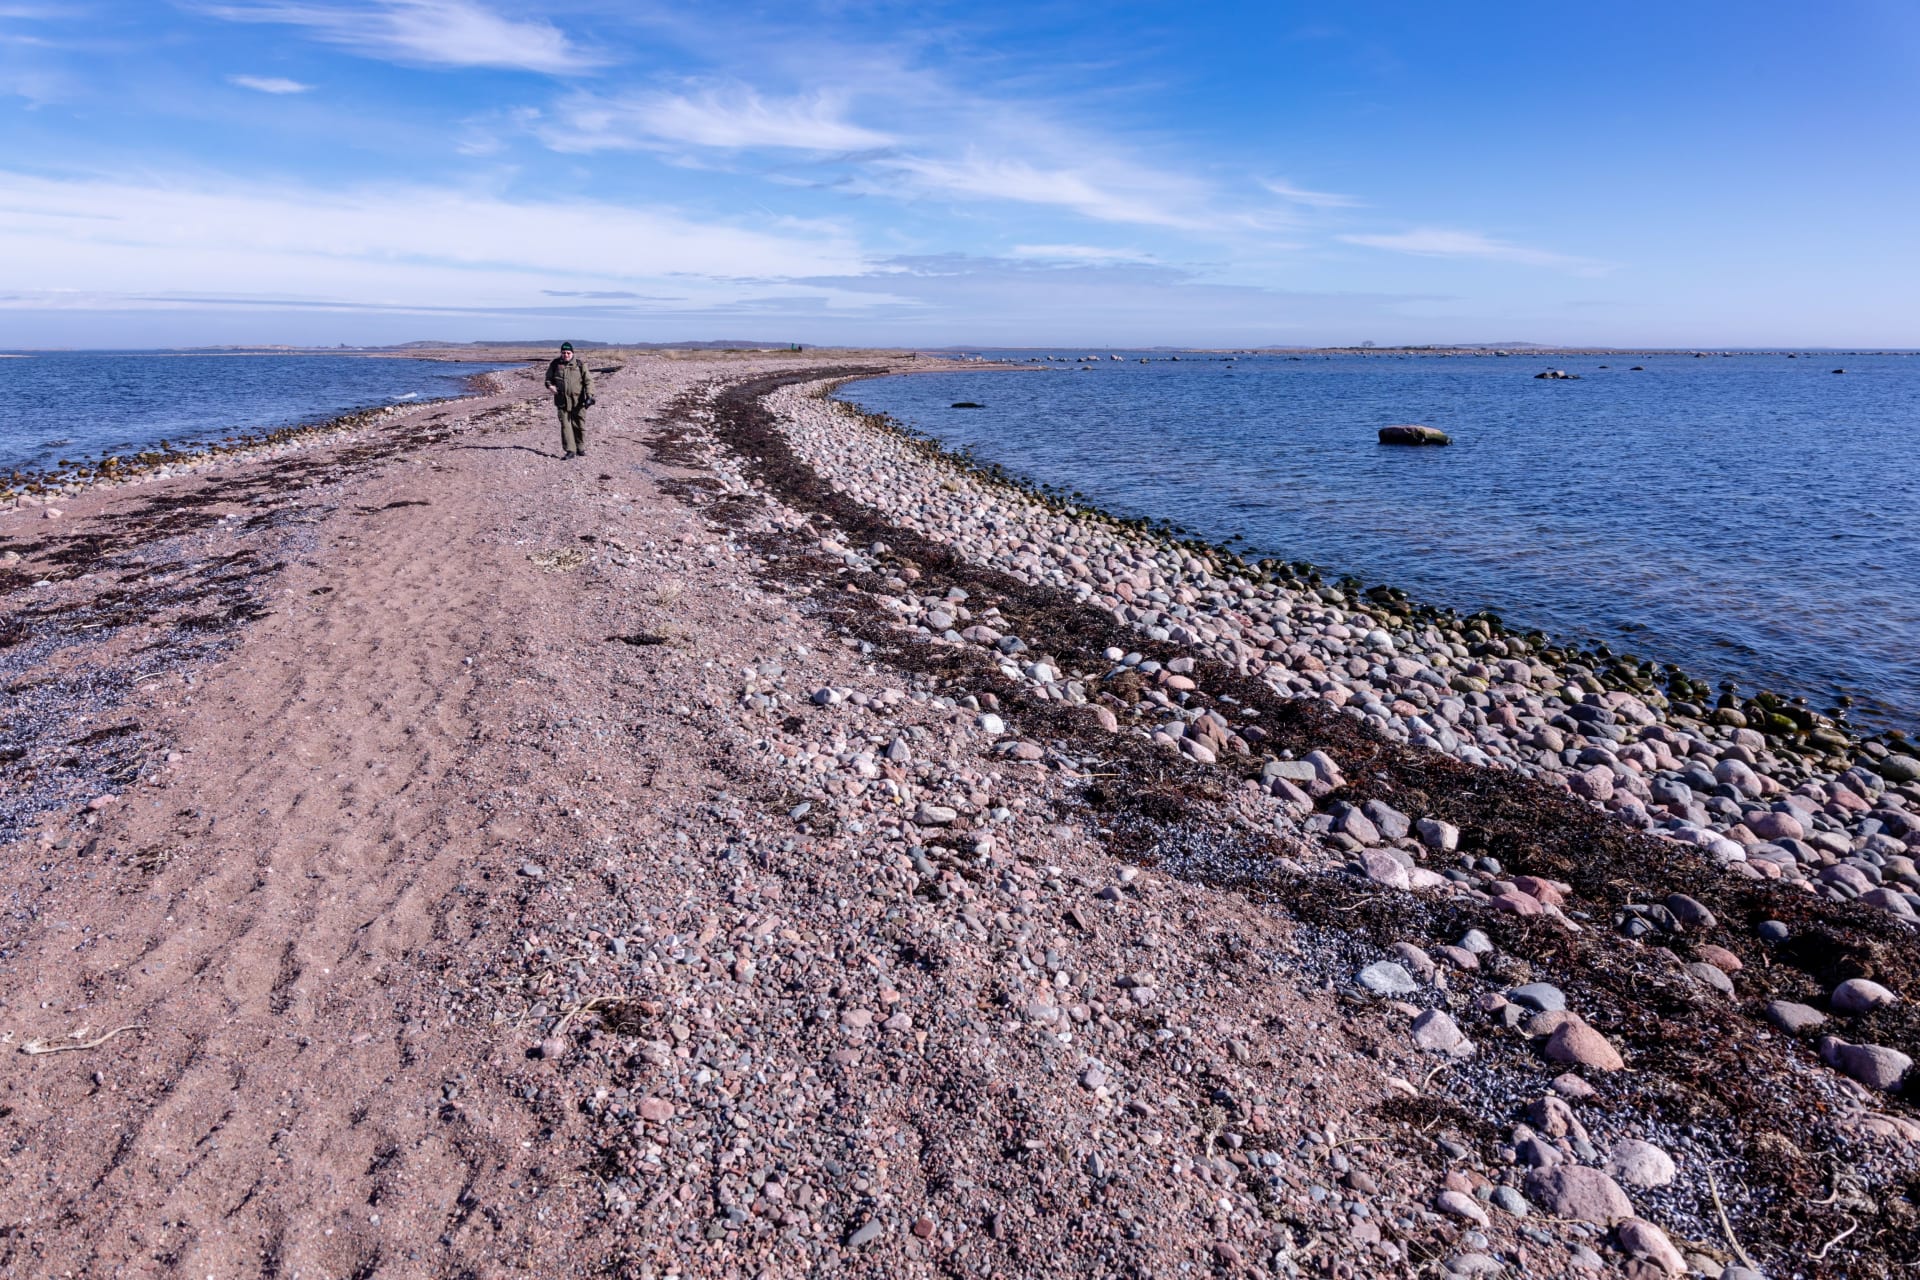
[0, 358, 817, 1276]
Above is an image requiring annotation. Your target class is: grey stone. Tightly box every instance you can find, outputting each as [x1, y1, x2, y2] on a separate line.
[1329, 802, 1381, 845]
[1664, 893, 1717, 929]
[1819, 1036, 1912, 1091]
[1490, 1186, 1530, 1217]
[1686, 962, 1735, 995]
[1765, 1000, 1826, 1034]
[1265, 760, 1318, 783]
[1606, 1139, 1676, 1188]
[1361, 799, 1411, 840]
[1508, 983, 1567, 1013]
[1357, 961, 1419, 996]
[1880, 754, 1920, 784]
[1830, 977, 1898, 1014]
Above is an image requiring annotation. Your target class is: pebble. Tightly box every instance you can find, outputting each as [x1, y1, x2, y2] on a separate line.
[1764, 1000, 1826, 1034]
[1507, 983, 1566, 1012]
[1605, 1139, 1676, 1188]
[1693, 943, 1743, 973]
[1830, 977, 1898, 1014]
[913, 803, 958, 826]
[1358, 851, 1411, 890]
[1489, 1186, 1530, 1217]
[1357, 961, 1420, 996]
[1522, 1166, 1635, 1224]
[1551, 1073, 1596, 1100]
[1544, 1021, 1625, 1072]
[1685, 962, 1734, 995]
[1818, 1037, 1913, 1091]
[1614, 1218, 1687, 1276]
[1410, 1008, 1474, 1058]
[1663, 893, 1716, 929]
[1434, 1190, 1489, 1226]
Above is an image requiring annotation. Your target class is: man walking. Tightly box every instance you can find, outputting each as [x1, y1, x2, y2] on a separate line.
[544, 341, 595, 458]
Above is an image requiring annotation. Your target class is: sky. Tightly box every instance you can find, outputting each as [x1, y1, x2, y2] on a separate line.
[2, 1, 1918, 348]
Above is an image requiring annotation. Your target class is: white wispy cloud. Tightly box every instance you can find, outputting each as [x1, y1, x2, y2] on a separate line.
[878, 152, 1222, 232]
[199, 1, 599, 74]
[544, 86, 895, 153]
[0, 170, 871, 312]
[1262, 178, 1362, 209]
[1339, 227, 1602, 272]
[229, 74, 311, 93]
[1010, 244, 1157, 263]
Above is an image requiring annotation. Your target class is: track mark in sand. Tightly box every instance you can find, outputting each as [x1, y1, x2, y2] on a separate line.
[269, 938, 302, 1015]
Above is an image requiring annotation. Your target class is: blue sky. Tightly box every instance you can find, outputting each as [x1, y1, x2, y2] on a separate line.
[3, 1, 1918, 347]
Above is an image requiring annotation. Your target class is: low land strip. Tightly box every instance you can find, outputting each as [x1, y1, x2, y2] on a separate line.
[0, 353, 1914, 1278]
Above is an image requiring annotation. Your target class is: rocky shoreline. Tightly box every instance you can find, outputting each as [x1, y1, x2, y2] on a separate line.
[636, 364, 1920, 1273]
[793, 378, 1920, 919]
[0, 369, 513, 512]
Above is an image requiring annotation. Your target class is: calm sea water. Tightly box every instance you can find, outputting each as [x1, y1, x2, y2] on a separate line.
[839, 352, 1920, 733]
[0, 351, 517, 477]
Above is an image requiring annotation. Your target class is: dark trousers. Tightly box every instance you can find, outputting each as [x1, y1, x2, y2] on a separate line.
[557, 406, 586, 455]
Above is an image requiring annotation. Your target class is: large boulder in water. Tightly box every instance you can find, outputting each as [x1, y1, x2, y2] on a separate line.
[1378, 424, 1452, 446]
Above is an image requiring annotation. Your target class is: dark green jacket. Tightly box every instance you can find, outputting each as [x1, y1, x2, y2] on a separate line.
[545, 355, 594, 410]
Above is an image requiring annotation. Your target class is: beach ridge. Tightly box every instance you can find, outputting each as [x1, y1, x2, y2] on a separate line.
[0, 353, 1914, 1276]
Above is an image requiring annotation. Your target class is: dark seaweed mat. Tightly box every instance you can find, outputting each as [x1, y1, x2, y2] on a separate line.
[657, 367, 1920, 1276]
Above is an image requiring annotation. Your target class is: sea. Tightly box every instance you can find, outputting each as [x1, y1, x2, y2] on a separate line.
[0, 351, 518, 478]
[838, 351, 1920, 734]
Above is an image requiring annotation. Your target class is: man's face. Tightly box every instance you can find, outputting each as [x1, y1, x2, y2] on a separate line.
[561, 349, 573, 361]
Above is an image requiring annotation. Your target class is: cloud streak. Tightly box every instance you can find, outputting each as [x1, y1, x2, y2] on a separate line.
[0, 170, 871, 313]
[229, 74, 311, 93]
[544, 86, 895, 153]
[199, 1, 599, 74]
[1262, 178, 1363, 209]
[877, 151, 1223, 232]
[1339, 227, 1603, 272]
